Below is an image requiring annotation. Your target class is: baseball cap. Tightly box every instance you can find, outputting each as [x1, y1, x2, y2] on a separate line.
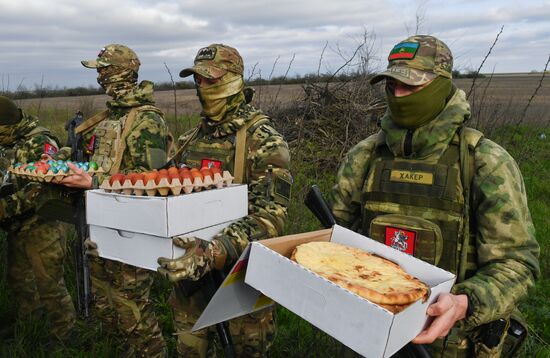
[81, 44, 140, 71]
[0, 96, 21, 125]
[180, 44, 244, 79]
[370, 35, 453, 86]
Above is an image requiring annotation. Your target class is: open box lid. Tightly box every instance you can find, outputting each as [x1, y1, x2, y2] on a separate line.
[194, 225, 455, 357]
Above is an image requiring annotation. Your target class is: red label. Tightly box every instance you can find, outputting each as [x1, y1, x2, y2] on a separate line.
[85, 135, 96, 154]
[231, 259, 248, 274]
[43, 143, 58, 155]
[385, 226, 416, 255]
[201, 158, 222, 170]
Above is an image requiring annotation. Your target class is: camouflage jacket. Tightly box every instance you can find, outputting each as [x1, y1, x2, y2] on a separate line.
[177, 103, 292, 268]
[57, 81, 170, 174]
[0, 112, 60, 226]
[329, 88, 540, 331]
[0, 113, 60, 166]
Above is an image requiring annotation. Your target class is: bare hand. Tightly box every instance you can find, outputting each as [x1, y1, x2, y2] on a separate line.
[57, 162, 93, 189]
[412, 293, 469, 344]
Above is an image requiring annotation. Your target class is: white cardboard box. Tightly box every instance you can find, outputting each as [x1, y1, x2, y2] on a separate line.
[90, 221, 236, 271]
[195, 225, 456, 358]
[86, 185, 248, 237]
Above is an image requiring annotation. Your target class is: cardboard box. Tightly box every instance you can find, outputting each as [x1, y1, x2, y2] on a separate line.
[90, 221, 236, 271]
[195, 225, 456, 358]
[86, 185, 248, 237]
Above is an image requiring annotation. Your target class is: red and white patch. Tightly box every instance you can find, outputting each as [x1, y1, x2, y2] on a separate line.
[385, 226, 416, 255]
[85, 135, 96, 154]
[43, 143, 58, 155]
[201, 159, 223, 170]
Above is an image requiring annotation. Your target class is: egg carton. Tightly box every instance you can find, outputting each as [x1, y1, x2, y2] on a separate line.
[99, 170, 235, 197]
[8, 166, 105, 183]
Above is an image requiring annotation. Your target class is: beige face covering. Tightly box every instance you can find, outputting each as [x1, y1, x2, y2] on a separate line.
[197, 72, 244, 121]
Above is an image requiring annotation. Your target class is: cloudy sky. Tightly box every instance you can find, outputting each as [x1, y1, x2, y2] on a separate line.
[1, 0, 549, 89]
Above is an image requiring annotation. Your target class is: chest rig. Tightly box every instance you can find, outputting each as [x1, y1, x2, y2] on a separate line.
[360, 127, 482, 278]
[77, 105, 162, 174]
[90, 117, 121, 173]
[180, 114, 270, 184]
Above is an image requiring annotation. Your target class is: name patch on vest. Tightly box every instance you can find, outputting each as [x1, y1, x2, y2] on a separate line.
[390, 170, 433, 185]
[201, 158, 222, 170]
[385, 227, 416, 255]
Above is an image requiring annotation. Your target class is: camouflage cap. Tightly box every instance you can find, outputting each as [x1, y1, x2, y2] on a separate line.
[0, 96, 22, 125]
[81, 44, 140, 71]
[179, 44, 244, 79]
[370, 35, 453, 86]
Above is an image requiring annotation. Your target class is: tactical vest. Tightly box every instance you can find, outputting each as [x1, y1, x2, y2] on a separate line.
[360, 127, 482, 278]
[78, 105, 164, 174]
[180, 114, 270, 184]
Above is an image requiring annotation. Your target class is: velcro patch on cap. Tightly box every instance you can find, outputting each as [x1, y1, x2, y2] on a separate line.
[385, 226, 416, 255]
[388, 42, 420, 60]
[196, 47, 217, 61]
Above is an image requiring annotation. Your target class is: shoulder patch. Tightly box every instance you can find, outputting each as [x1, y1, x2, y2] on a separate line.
[388, 42, 420, 61]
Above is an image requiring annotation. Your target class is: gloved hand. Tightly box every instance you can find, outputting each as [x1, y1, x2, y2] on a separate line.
[84, 238, 99, 257]
[157, 237, 227, 282]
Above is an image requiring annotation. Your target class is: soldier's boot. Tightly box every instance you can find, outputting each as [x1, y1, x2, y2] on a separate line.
[169, 286, 211, 358]
[228, 307, 277, 357]
[111, 262, 166, 358]
[6, 231, 42, 318]
[25, 221, 76, 341]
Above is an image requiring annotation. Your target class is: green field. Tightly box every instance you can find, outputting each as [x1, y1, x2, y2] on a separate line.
[1, 79, 549, 357]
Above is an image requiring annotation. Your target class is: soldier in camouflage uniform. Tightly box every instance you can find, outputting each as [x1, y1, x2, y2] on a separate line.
[0, 96, 76, 342]
[156, 44, 292, 357]
[57, 44, 170, 357]
[329, 35, 540, 357]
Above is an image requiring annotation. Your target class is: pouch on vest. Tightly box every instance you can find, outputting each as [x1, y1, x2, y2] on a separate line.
[369, 214, 443, 265]
[501, 309, 528, 358]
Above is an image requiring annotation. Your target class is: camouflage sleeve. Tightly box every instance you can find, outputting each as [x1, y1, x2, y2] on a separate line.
[328, 135, 379, 227]
[452, 138, 540, 331]
[0, 183, 41, 220]
[123, 111, 170, 172]
[17, 132, 59, 163]
[215, 123, 292, 268]
[53, 146, 72, 161]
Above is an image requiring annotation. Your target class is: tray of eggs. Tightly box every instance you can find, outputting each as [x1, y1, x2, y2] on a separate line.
[99, 166, 234, 196]
[9, 160, 103, 182]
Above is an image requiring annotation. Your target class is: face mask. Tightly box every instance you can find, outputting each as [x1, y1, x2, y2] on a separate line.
[385, 76, 452, 129]
[97, 66, 138, 98]
[196, 73, 244, 121]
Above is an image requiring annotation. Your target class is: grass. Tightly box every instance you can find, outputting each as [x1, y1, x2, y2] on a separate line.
[0, 107, 548, 356]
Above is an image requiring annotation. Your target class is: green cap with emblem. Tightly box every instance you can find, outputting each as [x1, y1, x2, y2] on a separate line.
[180, 44, 244, 79]
[370, 35, 453, 86]
[0, 96, 22, 125]
[81, 44, 141, 71]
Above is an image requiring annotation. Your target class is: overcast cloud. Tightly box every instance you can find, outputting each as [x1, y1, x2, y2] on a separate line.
[0, 0, 549, 89]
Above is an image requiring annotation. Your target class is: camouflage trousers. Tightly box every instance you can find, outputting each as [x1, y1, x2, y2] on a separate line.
[169, 284, 277, 358]
[6, 217, 76, 340]
[89, 257, 166, 358]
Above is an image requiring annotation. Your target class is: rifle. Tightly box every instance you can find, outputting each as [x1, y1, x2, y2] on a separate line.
[67, 111, 91, 318]
[304, 185, 431, 358]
